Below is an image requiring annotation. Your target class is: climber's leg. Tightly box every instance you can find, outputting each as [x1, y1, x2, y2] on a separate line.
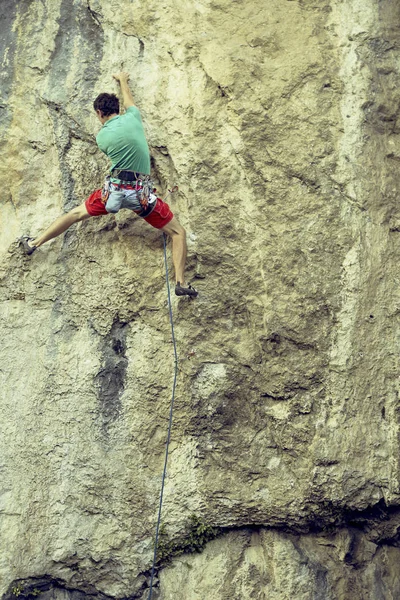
[30, 204, 91, 249]
[161, 217, 187, 286]
[141, 198, 197, 296]
[22, 188, 108, 254]
[164, 220, 198, 297]
[162, 218, 198, 297]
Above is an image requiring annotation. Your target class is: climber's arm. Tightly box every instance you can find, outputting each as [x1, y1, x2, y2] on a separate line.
[113, 72, 135, 108]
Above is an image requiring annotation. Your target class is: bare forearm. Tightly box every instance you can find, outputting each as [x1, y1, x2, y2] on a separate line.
[112, 72, 135, 108]
[119, 79, 135, 108]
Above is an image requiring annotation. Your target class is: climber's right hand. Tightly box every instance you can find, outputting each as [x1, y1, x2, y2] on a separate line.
[112, 71, 130, 83]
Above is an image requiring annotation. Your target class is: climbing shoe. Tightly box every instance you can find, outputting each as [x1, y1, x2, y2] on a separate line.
[19, 236, 37, 256]
[175, 282, 198, 298]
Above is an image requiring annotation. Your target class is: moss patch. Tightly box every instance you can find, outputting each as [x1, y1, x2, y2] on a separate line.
[156, 515, 221, 565]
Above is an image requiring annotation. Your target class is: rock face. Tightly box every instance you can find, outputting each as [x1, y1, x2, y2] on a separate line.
[1, 0, 400, 598]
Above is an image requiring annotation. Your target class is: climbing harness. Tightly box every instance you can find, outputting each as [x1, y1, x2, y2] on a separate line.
[148, 232, 179, 600]
[110, 168, 142, 182]
[108, 169, 157, 212]
[102, 170, 159, 217]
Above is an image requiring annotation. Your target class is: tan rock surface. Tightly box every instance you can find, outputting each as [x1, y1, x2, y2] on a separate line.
[1, 0, 400, 598]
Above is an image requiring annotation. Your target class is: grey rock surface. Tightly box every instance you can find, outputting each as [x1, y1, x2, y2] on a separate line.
[1, 0, 400, 598]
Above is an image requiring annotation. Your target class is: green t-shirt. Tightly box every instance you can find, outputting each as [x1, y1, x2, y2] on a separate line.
[96, 106, 151, 177]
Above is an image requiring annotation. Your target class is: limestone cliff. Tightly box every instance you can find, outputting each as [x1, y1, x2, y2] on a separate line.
[1, 1, 400, 599]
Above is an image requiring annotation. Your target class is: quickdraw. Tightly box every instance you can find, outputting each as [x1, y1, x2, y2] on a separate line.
[101, 175, 111, 204]
[136, 176, 152, 210]
[163, 185, 179, 201]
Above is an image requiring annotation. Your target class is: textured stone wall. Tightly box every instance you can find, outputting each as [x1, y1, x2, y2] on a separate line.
[1, 0, 400, 599]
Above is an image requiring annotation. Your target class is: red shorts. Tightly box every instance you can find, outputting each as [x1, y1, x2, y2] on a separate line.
[84, 189, 174, 229]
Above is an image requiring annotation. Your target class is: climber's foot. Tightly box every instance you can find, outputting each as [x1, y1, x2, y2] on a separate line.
[175, 282, 198, 298]
[19, 237, 37, 256]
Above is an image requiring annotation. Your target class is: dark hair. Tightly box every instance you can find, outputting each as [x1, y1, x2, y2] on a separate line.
[93, 93, 120, 116]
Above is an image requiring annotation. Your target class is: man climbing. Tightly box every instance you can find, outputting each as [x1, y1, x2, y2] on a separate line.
[21, 72, 198, 298]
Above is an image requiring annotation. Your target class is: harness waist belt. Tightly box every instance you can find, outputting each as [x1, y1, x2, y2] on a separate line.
[111, 169, 148, 182]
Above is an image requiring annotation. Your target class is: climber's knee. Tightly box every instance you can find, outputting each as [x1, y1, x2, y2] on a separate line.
[162, 217, 185, 238]
[70, 203, 91, 222]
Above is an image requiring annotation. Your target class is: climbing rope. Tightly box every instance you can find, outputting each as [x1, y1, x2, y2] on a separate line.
[148, 232, 179, 600]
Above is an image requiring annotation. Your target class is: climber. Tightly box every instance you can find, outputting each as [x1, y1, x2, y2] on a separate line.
[20, 72, 198, 298]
